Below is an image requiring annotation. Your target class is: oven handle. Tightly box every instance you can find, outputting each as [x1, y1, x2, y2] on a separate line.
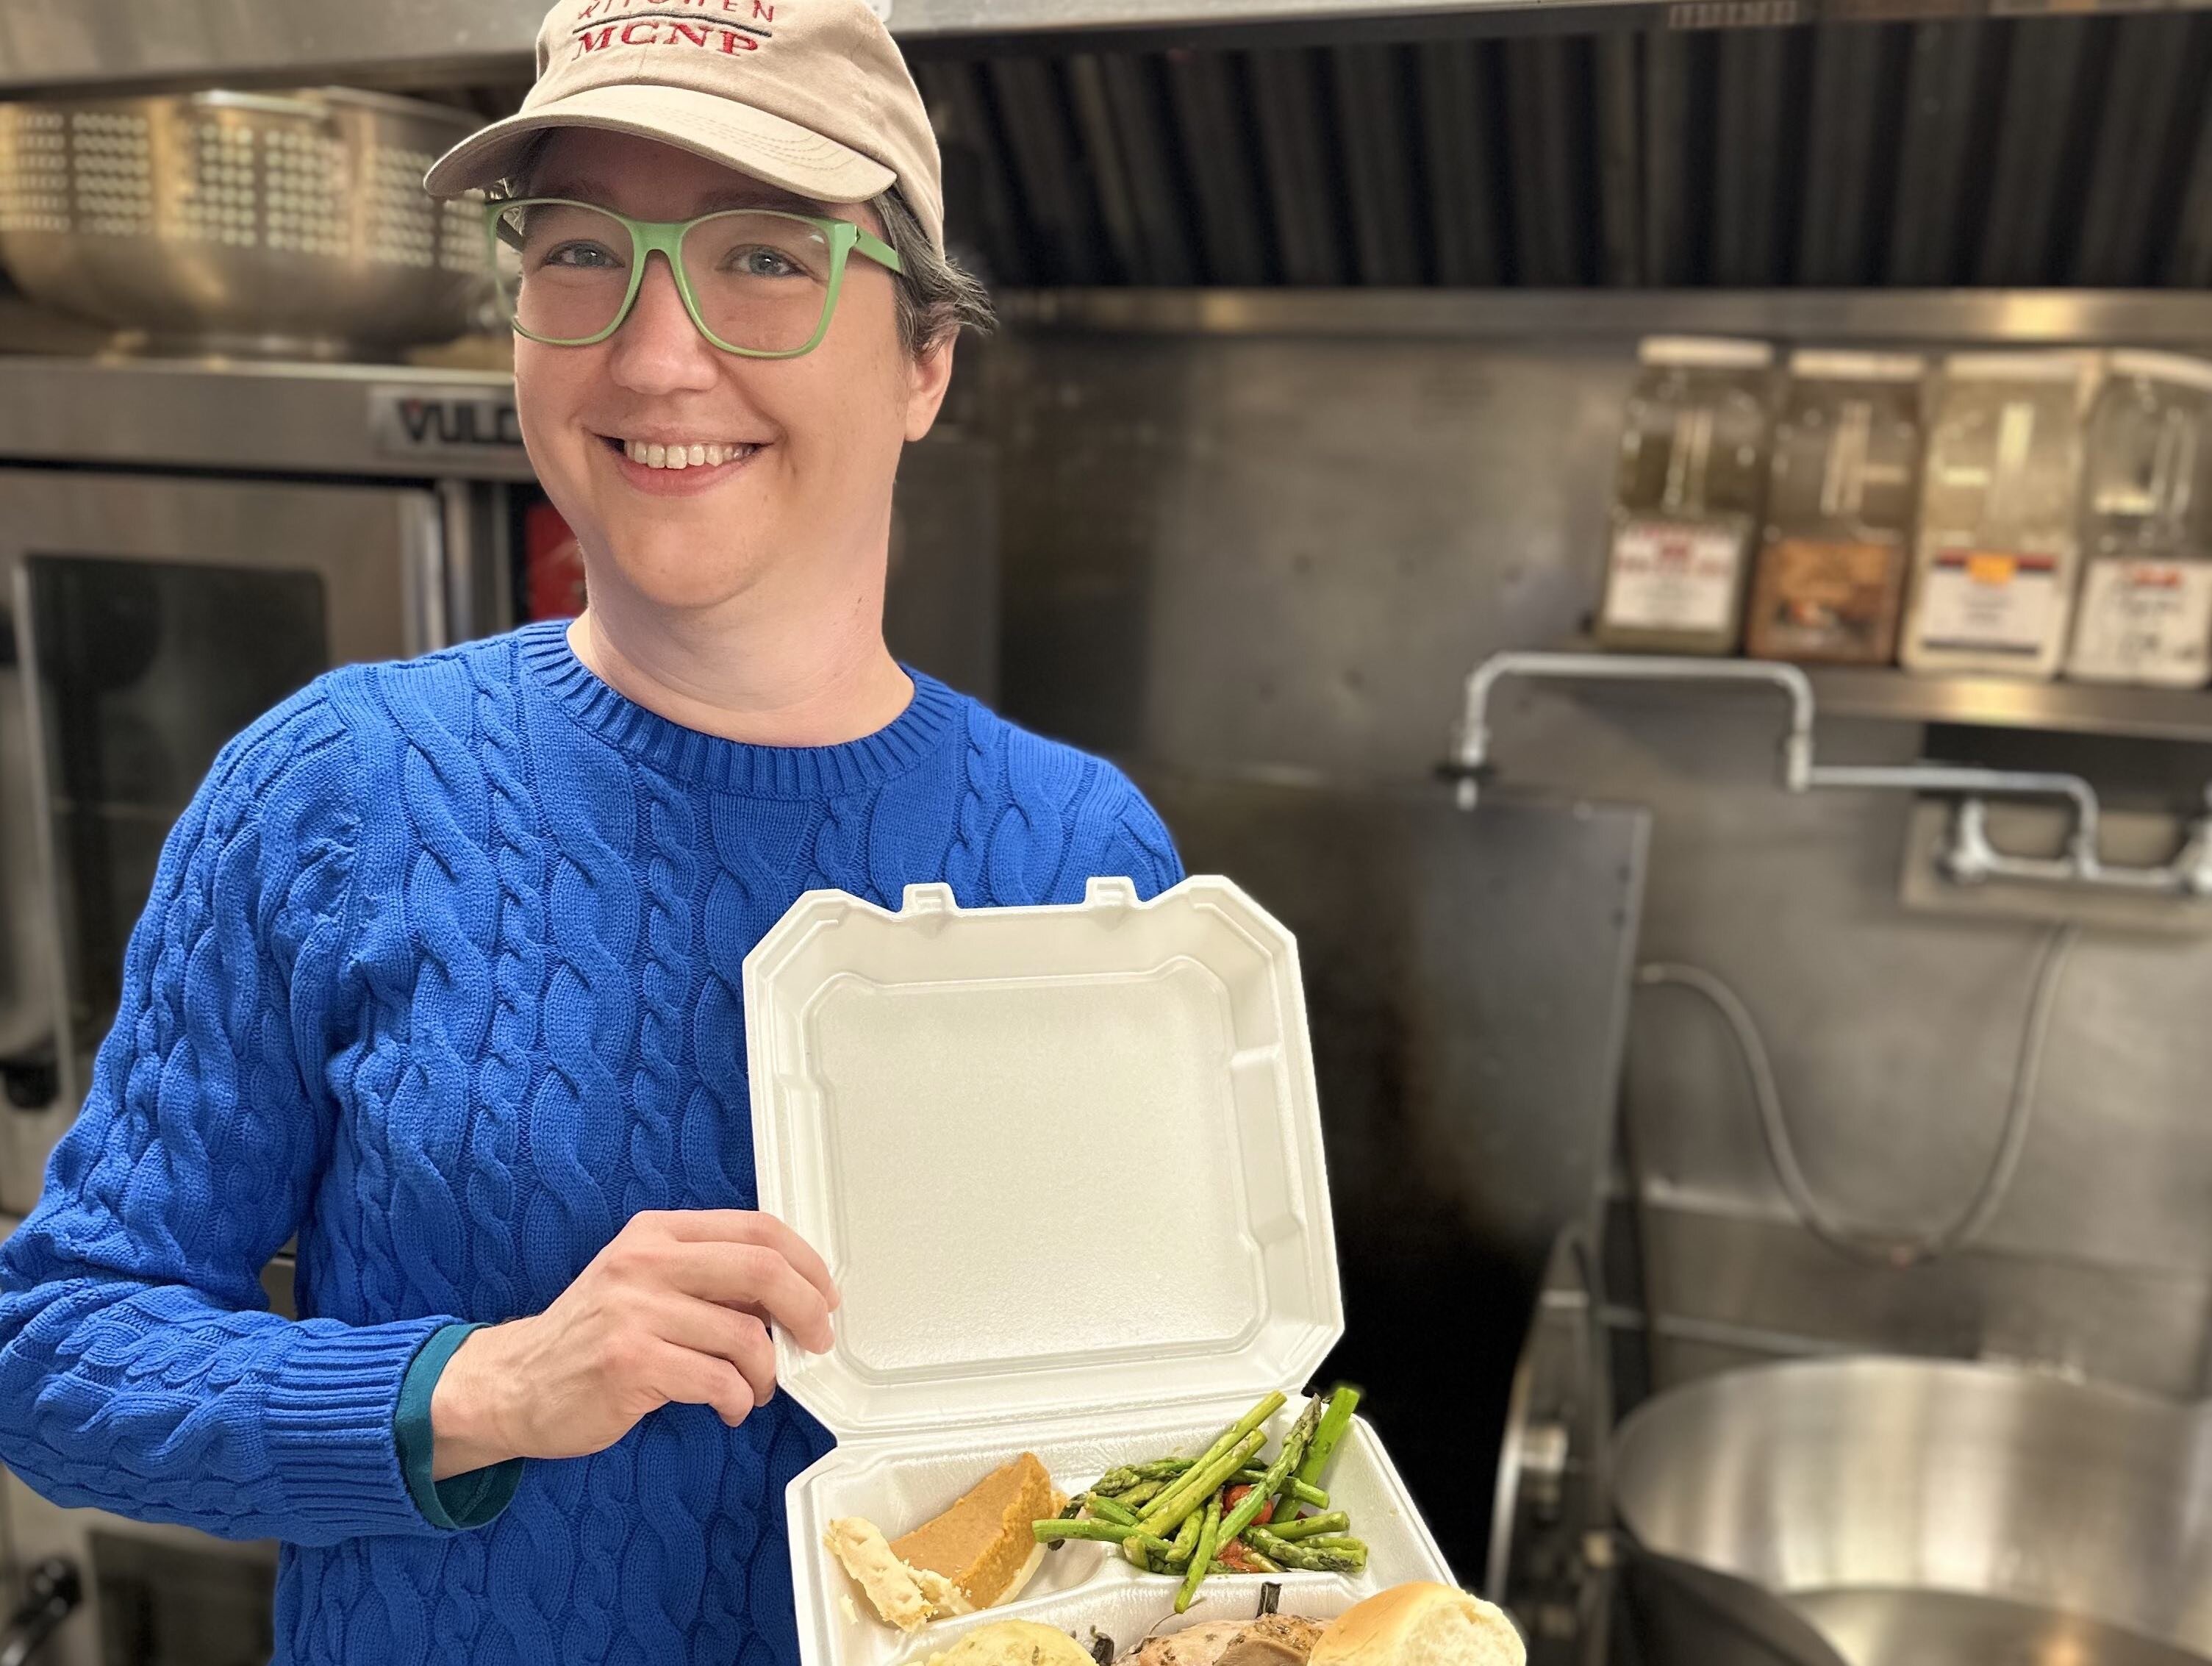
[0, 1559, 79, 1666]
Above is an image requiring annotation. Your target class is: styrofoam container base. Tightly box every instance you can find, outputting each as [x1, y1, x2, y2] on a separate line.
[746, 879, 1453, 1665]
[791, 1401, 1453, 1666]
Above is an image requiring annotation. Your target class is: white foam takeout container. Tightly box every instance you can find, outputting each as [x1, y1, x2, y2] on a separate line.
[745, 876, 1454, 1666]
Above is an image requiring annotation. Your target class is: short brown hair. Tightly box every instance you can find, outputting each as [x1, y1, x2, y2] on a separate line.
[873, 185, 995, 357]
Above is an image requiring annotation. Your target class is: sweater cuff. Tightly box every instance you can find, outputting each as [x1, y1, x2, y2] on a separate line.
[396, 1323, 523, 1531]
[260, 1315, 466, 1540]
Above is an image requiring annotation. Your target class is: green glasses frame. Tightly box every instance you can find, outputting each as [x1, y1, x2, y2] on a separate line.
[484, 198, 905, 359]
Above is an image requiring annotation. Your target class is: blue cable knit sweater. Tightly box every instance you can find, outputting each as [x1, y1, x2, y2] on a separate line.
[0, 621, 1181, 1665]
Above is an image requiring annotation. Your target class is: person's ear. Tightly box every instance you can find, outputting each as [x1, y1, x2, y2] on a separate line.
[903, 335, 956, 442]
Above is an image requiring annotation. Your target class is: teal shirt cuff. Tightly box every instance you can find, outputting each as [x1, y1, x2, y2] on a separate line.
[396, 1322, 523, 1531]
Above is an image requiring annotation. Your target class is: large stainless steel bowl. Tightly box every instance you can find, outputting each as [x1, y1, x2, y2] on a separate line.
[1612, 1357, 2212, 1666]
[0, 87, 494, 357]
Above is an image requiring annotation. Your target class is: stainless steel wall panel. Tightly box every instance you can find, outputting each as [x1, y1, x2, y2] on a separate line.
[1628, 1203, 2212, 1396]
[991, 321, 2212, 1401]
[995, 332, 1626, 772]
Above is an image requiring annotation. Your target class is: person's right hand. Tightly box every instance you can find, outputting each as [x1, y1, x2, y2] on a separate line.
[427, 1209, 839, 1480]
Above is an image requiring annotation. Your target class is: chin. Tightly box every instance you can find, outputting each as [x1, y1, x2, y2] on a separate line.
[600, 535, 771, 612]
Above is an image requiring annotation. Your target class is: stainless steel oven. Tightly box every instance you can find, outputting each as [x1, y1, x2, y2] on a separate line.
[0, 472, 445, 1202]
[0, 351, 533, 1664]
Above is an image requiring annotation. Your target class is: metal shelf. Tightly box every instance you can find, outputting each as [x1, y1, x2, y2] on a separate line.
[1804, 666, 2212, 744]
[1533, 645, 2212, 742]
[1004, 288, 2212, 348]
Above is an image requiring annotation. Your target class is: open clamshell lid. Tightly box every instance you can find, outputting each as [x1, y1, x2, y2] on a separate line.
[745, 876, 1342, 1441]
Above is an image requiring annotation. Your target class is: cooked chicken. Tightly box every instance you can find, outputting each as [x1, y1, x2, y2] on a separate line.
[1128, 1623, 1245, 1666]
[1219, 1616, 1326, 1665]
[1125, 1615, 1324, 1666]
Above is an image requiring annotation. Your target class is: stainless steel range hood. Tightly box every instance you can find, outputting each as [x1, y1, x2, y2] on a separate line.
[5, 1, 2210, 300]
[11, 0, 2208, 96]
[0, 0, 1645, 97]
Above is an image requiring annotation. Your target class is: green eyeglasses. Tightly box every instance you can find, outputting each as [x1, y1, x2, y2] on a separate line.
[485, 198, 903, 358]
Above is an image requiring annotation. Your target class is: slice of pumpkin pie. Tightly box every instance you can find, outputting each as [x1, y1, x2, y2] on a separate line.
[893, 1452, 1064, 1609]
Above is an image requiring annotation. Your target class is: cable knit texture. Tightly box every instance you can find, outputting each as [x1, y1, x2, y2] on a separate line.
[0, 621, 1182, 1665]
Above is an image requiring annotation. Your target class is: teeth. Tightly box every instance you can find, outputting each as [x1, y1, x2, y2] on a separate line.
[622, 438, 751, 470]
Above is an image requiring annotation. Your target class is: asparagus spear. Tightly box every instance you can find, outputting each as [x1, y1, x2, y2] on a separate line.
[1294, 1385, 1362, 1488]
[1036, 1519, 1156, 1546]
[1210, 1547, 1281, 1575]
[1244, 1526, 1367, 1573]
[1173, 1393, 1284, 1495]
[1087, 1494, 1141, 1528]
[1176, 1496, 1224, 1614]
[1114, 1479, 1167, 1511]
[1234, 1472, 1330, 1509]
[1136, 1431, 1264, 1537]
[1167, 1505, 1204, 1565]
[1216, 1399, 1323, 1554]
[1118, 1531, 1179, 1567]
[1266, 1510, 1349, 1541]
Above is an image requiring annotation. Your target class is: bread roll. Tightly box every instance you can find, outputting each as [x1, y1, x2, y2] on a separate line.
[1308, 1584, 1524, 1666]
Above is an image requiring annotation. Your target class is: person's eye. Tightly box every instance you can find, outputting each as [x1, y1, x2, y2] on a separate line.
[731, 245, 803, 279]
[544, 240, 621, 270]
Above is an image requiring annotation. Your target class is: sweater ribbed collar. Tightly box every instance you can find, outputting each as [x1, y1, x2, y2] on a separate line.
[515, 618, 962, 798]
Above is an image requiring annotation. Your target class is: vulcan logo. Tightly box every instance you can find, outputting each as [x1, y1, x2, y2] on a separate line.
[570, 0, 776, 58]
[368, 388, 526, 457]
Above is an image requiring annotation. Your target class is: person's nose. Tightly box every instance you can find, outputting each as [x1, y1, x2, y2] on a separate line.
[606, 251, 720, 395]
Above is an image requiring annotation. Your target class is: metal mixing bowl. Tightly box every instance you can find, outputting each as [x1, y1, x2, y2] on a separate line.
[1612, 1357, 2212, 1666]
[0, 87, 495, 357]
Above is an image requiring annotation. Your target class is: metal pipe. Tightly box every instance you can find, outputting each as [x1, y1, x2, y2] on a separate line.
[1454, 652, 1815, 807]
[1808, 762, 2103, 861]
[1450, 648, 2212, 901]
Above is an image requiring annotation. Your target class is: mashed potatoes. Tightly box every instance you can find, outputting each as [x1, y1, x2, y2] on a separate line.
[925, 1620, 1093, 1666]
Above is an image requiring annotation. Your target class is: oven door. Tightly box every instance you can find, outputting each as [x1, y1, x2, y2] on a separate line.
[0, 470, 442, 1218]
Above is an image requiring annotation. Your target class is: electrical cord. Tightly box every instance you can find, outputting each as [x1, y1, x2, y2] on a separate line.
[1633, 923, 2081, 1269]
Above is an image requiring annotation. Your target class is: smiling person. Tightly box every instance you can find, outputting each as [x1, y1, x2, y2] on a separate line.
[0, 3, 1180, 1662]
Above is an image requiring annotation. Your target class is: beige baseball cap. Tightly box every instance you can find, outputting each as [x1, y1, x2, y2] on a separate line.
[423, 0, 944, 252]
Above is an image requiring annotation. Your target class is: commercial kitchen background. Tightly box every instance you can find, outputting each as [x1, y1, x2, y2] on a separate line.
[3, 1, 2212, 1662]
